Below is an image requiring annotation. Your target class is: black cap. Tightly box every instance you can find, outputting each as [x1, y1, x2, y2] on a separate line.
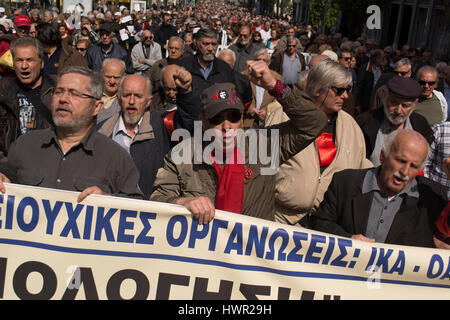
[201, 83, 244, 119]
[98, 22, 115, 34]
[387, 76, 422, 100]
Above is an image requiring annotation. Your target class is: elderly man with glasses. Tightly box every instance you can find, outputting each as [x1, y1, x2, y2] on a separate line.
[131, 29, 161, 76]
[0, 66, 143, 202]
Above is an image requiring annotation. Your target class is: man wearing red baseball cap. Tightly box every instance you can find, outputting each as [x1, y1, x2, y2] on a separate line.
[0, 14, 31, 77]
[13, 14, 31, 37]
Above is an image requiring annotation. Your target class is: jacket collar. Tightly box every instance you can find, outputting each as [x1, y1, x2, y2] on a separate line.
[98, 109, 155, 142]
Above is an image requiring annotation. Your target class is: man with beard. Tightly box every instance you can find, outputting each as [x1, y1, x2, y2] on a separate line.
[356, 76, 434, 166]
[0, 66, 143, 201]
[229, 24, 259, 73]
[311, 129, 447, 248]
[0, 37, 54, 160]
[97, 67, 198, 198]
[176, 27, 247, 132]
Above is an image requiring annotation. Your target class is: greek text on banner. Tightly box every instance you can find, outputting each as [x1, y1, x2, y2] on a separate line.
[0, 183, 449, 300]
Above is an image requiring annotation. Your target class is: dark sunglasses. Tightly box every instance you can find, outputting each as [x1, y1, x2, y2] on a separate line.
[342, 57, 351, 61]
[418, 80, 436, 86]
[76, 47, 87, 51]
[142, 36, 153, 40]
[287, 44, 296, 47]
[331, 86, 352, 96]
[208, 109, 242, 125]
[394, 70, 409, 76]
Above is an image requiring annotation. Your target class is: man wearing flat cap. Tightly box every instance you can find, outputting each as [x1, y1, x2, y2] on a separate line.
[85, 22, 133, 73]
[356, 76, 434, 166]
[150, 60, 328, 224]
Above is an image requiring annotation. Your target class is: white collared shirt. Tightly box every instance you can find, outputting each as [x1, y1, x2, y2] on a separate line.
[112, 115, 143, 154]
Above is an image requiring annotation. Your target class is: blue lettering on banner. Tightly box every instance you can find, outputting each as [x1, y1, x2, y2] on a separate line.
[42, 200, 63, 235]
[83, 206, 94, 240]
[60, 202, 84, 239]
[94, 207, 118, 242]
[208, 219, 228, 251]
[166, 215, 188, 247]
[224, 223, 243, 255]
[286, 231, 308, 262]
[189, 220, 210, 248]
[304, 234, 326, 264]
[16, 197, 39, 232]
[427, 255, 450, 280]
[265, 228, 289, 261]
[245, 225, 268, 258]
[117, 210, 137, 243]
[136, 212, 157, 245]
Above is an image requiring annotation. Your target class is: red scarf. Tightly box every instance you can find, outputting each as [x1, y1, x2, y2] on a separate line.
[211, 148, 245, 214]
[316, 132, 337, 167]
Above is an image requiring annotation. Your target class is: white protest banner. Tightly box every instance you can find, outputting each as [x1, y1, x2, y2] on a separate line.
[0, 183, 449, 300]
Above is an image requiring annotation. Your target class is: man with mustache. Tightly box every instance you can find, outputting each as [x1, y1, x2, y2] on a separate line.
[356, 76, 434, 166]
[0, 66, 143, 202]
[229, 24, 259, 73]
[176, 27, 250, 132]
[96, 58, 125, 123]
[311, 129, 448, 248]
[0, 37, 54, 160]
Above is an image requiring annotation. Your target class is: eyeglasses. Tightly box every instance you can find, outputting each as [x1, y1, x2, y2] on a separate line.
[287, 45, 296, 48]
[76, 47, 87, 51]
[51, 87, 100, 100]
[394, 70, 409, 76]
[418, 80, 436, 86]
[341, 57, 351, 61]
[239, 33, 250, 38]
[208, 109, 242, 125]
[331, 86, 352, 96]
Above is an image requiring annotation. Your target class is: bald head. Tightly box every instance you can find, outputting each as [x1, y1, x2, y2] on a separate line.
[378, 129, 429, 196]
[309, 55, 328, 68]
[162, 64, 180, 104]
[218, 49, 236, 69]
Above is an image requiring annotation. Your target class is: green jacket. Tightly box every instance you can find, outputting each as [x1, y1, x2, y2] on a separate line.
[150, 87, 328, 221]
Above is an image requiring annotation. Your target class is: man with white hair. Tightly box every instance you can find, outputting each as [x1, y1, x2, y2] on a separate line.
[97, 66, 199, 198]
[312, 129, 447, 248]
[357, 76, 434, 166]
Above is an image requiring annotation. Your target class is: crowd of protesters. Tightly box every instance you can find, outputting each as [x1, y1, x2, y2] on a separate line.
[0, 0, 449, 250]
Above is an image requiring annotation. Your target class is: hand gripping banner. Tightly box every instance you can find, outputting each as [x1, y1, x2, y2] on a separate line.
[0, 183, 449, 300]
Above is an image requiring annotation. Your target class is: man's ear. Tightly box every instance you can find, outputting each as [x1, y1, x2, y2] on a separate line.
[92, 99, 104, 117]
[379, 149, 385, 165]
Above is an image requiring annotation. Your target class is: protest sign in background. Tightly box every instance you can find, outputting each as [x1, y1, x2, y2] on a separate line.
[0, 183, 449, 300]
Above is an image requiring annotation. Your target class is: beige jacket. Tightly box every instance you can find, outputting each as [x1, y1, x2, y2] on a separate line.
[150, 87, 328, 221]
[266, 108, 373, 225]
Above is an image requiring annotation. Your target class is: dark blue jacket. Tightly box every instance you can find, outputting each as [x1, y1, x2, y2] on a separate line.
[96, 90, 200, 198]
[85, 42, 134, 73]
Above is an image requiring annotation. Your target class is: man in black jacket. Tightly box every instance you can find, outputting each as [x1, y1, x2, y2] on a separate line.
[0, 37, 53, 160]
[154, 12, 178, 58]
[85, 22, 133, 73]
[176, 27, 251, 131]
[356, 76, 433, 166]
[311, 129, 447, 248]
